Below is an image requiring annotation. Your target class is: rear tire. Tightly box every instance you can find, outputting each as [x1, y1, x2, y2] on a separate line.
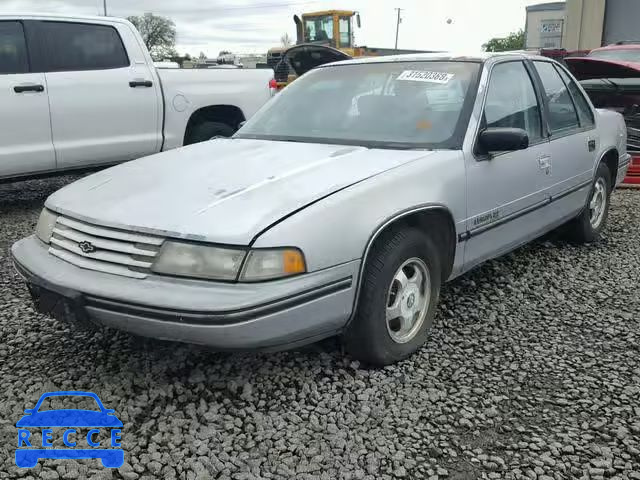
[343, 228, 441, 366]
[185, 121, 236, 145]
[564, 162, 612, 243]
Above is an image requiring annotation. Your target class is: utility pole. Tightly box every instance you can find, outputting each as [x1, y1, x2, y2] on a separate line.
[102, 0, 107, 16]
[394, 8, 403, 49]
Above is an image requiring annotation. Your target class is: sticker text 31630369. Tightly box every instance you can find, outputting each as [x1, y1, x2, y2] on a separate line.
[397, 71, 455, 84]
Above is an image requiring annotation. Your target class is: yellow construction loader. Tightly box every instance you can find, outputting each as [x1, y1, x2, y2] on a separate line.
[267, 10, 431, 89]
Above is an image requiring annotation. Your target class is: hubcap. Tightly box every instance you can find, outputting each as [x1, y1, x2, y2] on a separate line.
[385, 258, 431, 344]
[589, 177, 607, 229]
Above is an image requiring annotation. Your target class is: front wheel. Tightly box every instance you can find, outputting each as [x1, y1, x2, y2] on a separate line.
[564, 162, 612, 243]
[343, 228, 441, 366]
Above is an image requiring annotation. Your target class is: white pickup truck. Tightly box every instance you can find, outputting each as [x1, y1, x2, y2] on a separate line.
[0, 14, 275, 181]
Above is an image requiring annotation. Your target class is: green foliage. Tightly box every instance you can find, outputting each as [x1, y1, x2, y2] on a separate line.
[482, 29, 525, 52]
[127, 13, 177, 61]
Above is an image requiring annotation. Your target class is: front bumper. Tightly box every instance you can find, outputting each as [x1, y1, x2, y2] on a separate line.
[11, 236, 359, 350]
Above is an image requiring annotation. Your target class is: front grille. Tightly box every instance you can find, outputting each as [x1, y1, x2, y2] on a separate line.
[49, 216, 164, 279]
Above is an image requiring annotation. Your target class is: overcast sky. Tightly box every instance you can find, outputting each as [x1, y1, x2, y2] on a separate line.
[3, 0, 546, 56]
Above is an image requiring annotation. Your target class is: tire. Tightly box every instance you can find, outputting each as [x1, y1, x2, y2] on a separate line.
[185, 121, 236, 145]
[564, 162, 612, 243]
[343, 228, 442, 366]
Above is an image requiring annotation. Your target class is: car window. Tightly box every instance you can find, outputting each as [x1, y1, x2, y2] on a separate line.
[39, 21, 129, 72]
[534, 61, 580, 133]
[238, 61, 480, 149]
[484, 61, 542, 140]
[554, 64, 595, 128]
[0, 21, 29, 74]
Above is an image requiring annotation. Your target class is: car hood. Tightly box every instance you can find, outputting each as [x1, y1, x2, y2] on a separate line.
[565, 57, 640, 80]
[16, 410, 123, 427]
[46, 139, 434, 245]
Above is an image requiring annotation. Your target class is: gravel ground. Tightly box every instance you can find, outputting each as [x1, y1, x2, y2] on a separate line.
[0, 177, 639, 480]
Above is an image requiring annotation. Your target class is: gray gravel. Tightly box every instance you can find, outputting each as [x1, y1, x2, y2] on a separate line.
[1, 176, 639, 480]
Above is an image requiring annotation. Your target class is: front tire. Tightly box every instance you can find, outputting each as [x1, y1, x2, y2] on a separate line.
[343, 228, 441, 366]
[565, 162, 612, 243]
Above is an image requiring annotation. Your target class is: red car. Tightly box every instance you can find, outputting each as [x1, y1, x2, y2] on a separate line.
[566, 43, 640, 185]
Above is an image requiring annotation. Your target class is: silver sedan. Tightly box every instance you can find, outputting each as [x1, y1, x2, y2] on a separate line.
[12, 52, 630, 365]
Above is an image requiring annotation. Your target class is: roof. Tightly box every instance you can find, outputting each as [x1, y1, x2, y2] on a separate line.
[325, 51, 552, 67]
[592, 44, 640, 52]
[526, 2, 565, 12]
[0, 13, 130, 24]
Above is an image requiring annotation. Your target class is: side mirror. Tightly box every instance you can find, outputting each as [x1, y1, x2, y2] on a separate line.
[356, 13, 361, 28]
[478, 128, 529, 154]
[238, 121, 247, 129]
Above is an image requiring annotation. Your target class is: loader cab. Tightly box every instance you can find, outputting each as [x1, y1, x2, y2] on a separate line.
[295, 10, 360, 51]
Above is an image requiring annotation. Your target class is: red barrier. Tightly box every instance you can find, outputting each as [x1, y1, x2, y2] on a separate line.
[624, 154, 640, 185]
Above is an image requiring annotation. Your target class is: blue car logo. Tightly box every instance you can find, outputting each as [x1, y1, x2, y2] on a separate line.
[16, 391, 124, 468]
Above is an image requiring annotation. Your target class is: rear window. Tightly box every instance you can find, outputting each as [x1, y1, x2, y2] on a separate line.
[39, 21, 129, 72]
[0, 21, 29, 74]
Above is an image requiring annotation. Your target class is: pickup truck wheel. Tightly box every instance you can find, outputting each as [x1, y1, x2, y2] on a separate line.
[344, 228, 441, 366]
[565, 163, 612, 243]
[185, 121, 236, 145]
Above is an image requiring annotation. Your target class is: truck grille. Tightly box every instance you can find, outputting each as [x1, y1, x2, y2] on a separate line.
[49, 216, 164, 279]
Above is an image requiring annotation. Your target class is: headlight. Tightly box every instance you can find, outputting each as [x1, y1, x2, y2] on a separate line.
[151, 241, 246, 280]
[240, 248, 306, 282]
[151, 241, 306, 282]
[35, 209, 59, 244]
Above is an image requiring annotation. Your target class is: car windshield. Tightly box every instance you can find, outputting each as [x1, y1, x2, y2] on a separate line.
[37, 395, 101, 412]
[589, 48, 640, 62]
[237, 61, 480, 149]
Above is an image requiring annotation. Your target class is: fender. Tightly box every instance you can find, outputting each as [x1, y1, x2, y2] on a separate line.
[347, 204, 456, 324]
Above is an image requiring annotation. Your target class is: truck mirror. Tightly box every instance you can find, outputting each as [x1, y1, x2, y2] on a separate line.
[356, 13, 361, 28]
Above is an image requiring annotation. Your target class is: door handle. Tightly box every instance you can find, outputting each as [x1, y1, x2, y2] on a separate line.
[129, 80, 153, 88]
[588, 138, 596, 152]
[14, 84, 44, 93]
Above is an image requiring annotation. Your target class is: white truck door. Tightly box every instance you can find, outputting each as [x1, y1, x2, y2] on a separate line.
[0, 21, 55, 179]
[34, 20, 161, 170]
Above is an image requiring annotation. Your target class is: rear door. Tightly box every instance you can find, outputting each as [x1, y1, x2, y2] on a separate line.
[31, 20, 161, 170]
[531, 61, 596, 220]
[0, 20, 55, 178]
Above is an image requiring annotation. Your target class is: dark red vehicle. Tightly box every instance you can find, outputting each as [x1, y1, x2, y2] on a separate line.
[566, 43, 640, 185]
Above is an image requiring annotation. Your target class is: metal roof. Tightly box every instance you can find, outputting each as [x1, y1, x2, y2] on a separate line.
[526, 2, 566, 12]
[325, 51, 553, 67]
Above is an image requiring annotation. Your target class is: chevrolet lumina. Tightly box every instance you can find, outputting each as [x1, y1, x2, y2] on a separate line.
[12, 53, 631, 366]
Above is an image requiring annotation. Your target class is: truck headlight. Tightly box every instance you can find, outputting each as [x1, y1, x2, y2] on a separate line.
[151, 241, 246, 281]
[240, 248, 306, 281]
[151, 242, 306, 282]
[35, 209, 59, 244]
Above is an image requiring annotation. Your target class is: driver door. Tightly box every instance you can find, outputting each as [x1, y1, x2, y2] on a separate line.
[463, 60, 551, 270]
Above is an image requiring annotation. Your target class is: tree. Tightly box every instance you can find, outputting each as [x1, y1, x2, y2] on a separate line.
[127, 13, 177, 61]
[482, 29, 525, 52]
[280, 33, 293, 48]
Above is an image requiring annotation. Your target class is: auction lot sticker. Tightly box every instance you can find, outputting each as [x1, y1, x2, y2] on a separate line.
[397, 70, 455, 83]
